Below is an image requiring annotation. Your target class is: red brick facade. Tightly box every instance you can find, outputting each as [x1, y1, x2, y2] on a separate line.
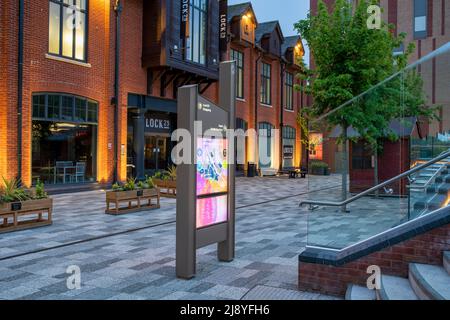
[298, 223, 450, 297]
[0, 0, 305, 187]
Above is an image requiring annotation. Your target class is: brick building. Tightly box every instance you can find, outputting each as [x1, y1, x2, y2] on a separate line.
[0, 0, 306, 189]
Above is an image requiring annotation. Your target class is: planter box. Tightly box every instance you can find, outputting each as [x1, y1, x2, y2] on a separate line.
[105, 188, 160, 215]
[0, 198, 53, 234]
[153, 179, 177, 198]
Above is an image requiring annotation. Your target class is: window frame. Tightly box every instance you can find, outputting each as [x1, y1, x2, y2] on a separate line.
[185, 0, 209, 65]
[413, 0, 428, 39]
[231, 49, 244, 99]
[260, 62, 272, 105]
[48, 0, 89, 62]
[284, 72, 294, 111]
[32, 93, 98, 125]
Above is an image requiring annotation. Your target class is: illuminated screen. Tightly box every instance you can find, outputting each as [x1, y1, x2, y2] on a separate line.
[196, 195, 228, 229]
[196, 137, 228, 196]
[196, 137, 228, 229]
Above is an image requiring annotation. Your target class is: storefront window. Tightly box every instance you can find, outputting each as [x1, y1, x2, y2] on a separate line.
[31, 93, 98, 185]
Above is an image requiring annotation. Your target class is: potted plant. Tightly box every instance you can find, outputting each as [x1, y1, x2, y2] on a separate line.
[152, 166, 177, 198]
[0, 177, 53, 232]
[310, 161, 330, 176]
[106, 176, 160, 214]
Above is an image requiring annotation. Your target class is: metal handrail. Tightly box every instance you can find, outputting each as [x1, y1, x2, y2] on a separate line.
[300, 150, 450, 208]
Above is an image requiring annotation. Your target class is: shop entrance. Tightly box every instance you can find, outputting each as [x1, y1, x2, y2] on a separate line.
[144, 135, 169, 175]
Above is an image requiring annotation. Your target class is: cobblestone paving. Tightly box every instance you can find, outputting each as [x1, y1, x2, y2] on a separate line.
[0, 175, 403, 300]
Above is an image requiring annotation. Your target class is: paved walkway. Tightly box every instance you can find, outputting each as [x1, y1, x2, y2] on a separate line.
[0, 175, 400, 300]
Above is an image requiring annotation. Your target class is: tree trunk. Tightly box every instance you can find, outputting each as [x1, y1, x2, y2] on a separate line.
[341, 125, 348, 212]
[374, 145, 379, 197]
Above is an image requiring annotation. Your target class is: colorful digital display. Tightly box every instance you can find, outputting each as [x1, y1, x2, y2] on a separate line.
[196, 138, 228, 196]
[196, 137, 229, 229]
[196, 195, 228, 229]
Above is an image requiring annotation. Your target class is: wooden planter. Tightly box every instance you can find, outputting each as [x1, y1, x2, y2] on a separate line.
[152, 179, 177, 198]
[105, 188, 160, 215]
[0, 198, 53, 234]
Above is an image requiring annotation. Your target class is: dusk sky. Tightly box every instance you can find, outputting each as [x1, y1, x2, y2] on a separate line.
[228, 0, 311, 65]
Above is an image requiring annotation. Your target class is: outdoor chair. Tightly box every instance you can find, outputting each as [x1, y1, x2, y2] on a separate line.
[70, 162, 86, 183]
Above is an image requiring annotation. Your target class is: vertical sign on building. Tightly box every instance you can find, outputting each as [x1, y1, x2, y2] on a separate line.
[219, 0, 228, 60]
[176, 61, 236, 279]
[181, 0, 190, 39]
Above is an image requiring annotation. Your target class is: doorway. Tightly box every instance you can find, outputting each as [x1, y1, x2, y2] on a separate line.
[144, 135, 169, 175]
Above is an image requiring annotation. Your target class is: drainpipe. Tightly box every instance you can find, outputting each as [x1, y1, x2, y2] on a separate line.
[279, 62, 286, 172]
[17, 0, 24, 184]
[113, 0, 122, 183]
[254, 51, 262, 173]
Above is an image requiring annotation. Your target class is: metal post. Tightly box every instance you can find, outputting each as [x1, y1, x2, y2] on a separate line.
[133, 109, 145, 180]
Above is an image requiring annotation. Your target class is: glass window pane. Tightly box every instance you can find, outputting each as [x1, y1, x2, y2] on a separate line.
[48, 95, 60, 119]
[61, 96, 73, 120]
[49, 2, 61, 54]
[33, 95, 46, 118]
[62, 7, 74, 57]
[75, 12, 85, 60]
[75, 98, 86, 122]
[87, 101, 98, 123]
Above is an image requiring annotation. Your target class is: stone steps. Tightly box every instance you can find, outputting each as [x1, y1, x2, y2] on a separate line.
[409, 263, 450, 300]
[444, 252, 450, 275]
[346, 253, 450, 300]
[345, 284, 376, 300]
[377, 275, 418, 300]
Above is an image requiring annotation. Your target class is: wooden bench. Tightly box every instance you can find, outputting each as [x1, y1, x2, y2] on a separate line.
[0, 199, 53, 234]
[105, 188, 160, 215]
[279, 168, 308, 179]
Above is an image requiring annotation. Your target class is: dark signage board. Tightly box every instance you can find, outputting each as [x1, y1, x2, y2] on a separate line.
[283, 145, 294, 159]
[219, 0, 228, 57]
[176, 61, 236, 279]
[145, 113, 172, 133]
[180, 0, 190, 39]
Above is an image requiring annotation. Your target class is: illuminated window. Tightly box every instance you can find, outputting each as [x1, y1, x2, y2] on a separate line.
[48, 0, 87, 61]
[231, 50, 244, 99]
[186, 0, 208, 65]
[260, 63, 271, 105]
[285, 72, 294, 110]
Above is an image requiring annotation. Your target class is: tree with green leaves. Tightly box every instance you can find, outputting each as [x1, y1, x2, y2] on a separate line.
[295, 0, 436, 210]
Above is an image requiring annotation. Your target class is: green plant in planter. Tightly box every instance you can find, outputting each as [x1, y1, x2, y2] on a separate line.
[310, 161, 328, 169]
[122, 178, 137, 191]
[167, 165, 177, 180]
[112, 182, 122, 192]
[310, 161, 329, 176]
[137, 181, 146, 189]
[144, 175, 154, 189]
[34, 179, 48, 199]
[0, 177, 31, 203]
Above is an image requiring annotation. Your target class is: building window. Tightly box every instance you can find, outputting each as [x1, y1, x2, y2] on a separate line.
[32, 93, 98, 124]
[31, 93, 98, 186]
[186, 0, 208, 65]
[231, 49, 244, 99]
[48, 0, 87, 61]
[260, 63, 271, 105]
[258, 122, 274, 168]
[282, 126, 296, 168]
[414, 0, 427, 39]
[351, 142, 373, 170]
[285, 72, 294, 110]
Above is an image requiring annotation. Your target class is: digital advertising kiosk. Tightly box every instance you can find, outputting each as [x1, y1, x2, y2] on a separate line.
[176, 61, 236, 279]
